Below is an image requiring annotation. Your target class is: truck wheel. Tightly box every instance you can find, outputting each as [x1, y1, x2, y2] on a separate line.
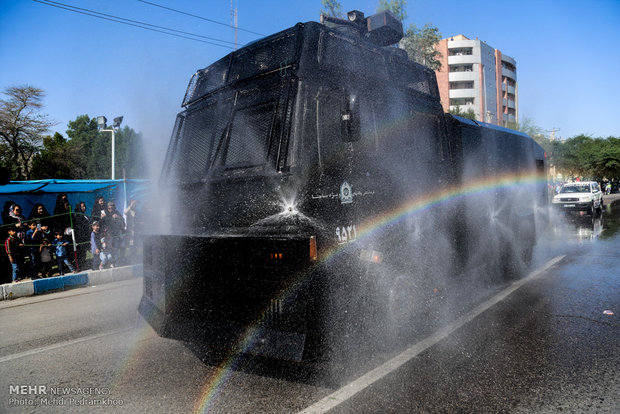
[588, 202, 594, 215]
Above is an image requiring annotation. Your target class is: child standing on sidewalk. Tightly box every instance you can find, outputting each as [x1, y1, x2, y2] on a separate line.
[39, 238, 53, 277]
[25, 221, 43, 278]
[90, 221, 111, 270]
[52, 231, 75, 275]
[4, 226, 23, 282]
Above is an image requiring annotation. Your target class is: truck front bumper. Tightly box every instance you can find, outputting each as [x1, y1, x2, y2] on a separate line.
[138, 234, 318, 361]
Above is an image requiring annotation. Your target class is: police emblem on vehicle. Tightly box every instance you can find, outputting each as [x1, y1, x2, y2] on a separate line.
[340, 181, 353, 204]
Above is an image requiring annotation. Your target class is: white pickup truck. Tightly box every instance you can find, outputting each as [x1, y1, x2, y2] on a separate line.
[552, 181, 603, 214]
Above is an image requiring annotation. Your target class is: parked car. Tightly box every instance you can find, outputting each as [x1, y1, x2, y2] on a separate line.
[552, 181, 603, 214]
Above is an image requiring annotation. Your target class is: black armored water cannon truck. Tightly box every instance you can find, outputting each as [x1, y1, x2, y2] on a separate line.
[139, 10, 548, 366]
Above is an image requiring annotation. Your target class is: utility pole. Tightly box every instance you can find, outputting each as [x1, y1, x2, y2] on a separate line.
[97, 116, 123, 180]
[546, 127, 561, 141]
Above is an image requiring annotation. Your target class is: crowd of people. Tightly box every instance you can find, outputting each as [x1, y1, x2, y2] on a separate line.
[1, 193, 143, 283]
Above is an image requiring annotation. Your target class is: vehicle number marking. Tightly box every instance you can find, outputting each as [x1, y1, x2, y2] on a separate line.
[336, 225, 357, 244]
[564, 204, 575, 207]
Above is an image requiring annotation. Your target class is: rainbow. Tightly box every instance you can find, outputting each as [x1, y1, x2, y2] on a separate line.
[191, 171, 548, 413]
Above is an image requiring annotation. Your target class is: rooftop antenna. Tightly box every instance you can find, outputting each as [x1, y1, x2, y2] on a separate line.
[231, 0, 238, 49]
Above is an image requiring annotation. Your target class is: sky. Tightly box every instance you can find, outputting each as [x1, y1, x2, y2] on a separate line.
[1, 0, 619, 174]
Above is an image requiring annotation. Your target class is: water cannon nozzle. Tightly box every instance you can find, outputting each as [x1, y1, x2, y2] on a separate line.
[347, 10, 365, 23]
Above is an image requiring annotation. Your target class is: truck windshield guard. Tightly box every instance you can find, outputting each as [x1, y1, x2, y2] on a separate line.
[165, 77, 294, 184]
[224, 101, 276, 168]
[162, 99, 223, 185]
[182, 27, 299, 107]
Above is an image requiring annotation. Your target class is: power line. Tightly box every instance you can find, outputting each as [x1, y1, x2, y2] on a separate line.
[33, 0, 236, 49]
[36, 0, 236, 46]
[137, 0, 265, 37]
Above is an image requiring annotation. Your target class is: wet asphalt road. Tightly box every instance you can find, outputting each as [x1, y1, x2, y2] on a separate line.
[319, 198, 620, 413]
[327, 221, 620, 412]
[1, 196, 619, 413]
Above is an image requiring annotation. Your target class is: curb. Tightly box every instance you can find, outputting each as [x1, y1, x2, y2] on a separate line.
[1, 264, 142, 301]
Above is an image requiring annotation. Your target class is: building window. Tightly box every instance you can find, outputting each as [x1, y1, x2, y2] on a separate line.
[449, 64, 473, 72]
[449, 81, 474, 89]
[449, 47, 473, 56]
[450, 98, 474, 106]
[502, 62, 516, 72]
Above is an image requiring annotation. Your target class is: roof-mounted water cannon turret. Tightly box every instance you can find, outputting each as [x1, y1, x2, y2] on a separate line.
[321, 10, 403, 46]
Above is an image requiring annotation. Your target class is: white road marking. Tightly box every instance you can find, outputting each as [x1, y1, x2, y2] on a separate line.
[298, 255, 566, 414]
[0, 327, 133, 363]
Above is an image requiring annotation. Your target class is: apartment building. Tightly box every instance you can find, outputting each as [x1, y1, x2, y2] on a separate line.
[434, 34, 518, 126]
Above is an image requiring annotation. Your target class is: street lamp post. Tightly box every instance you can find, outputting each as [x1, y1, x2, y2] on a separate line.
[97, 116, 123, 180]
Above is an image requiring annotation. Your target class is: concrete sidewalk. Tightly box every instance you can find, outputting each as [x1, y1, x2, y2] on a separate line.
[1, 264, 142, 301]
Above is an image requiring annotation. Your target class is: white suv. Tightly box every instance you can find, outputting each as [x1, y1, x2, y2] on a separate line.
[552, 181, 603, 214]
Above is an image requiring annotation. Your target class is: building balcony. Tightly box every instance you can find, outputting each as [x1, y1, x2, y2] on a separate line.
[448, 39, 476, 49]
[449, 71, 476, 82]
[501, 84, 516, 95]
[502, 67, 517, 81]
[449, 89, 477, 99]
[448, 55, 477, 65]
[502, 99, 516, 110]
[501, 54, 517, 67]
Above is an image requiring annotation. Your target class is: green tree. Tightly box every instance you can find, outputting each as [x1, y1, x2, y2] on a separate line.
[0, 86, 55, 179]
[30, 132, 86, 179]
[581, 137, 620, 181]
[553, 135, 595, 180]
[399, 23, 443, 70]
[375, 0, 442, 70]
[448, 105, 476, 121]
[65, 115, 102, 178]
[597, 137, 620, 180]
[377, 0, 407, 21]
[63, 115, 147, 179]
[321, 0, 343, 18]
[111, 126, 148, 179]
